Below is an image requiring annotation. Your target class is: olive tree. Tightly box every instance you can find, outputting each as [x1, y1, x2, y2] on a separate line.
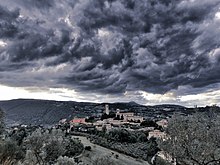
[55, 156, 76, 165]
[159, 112, 220, 165]
[0, 139, 25, 164]
[24, 128, 84, 164]
[24, 129, 48, 165]
[93, 155, 117, 165]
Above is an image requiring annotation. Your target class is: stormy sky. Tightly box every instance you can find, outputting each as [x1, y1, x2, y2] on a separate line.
[0, 0, 220, 107]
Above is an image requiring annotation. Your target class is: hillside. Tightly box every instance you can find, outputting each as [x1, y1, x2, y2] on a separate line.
[0, 99, 187, 126]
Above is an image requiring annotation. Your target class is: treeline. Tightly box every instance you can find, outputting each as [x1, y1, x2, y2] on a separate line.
[89, 128, 159, 162]
[107, 129, 149, 143]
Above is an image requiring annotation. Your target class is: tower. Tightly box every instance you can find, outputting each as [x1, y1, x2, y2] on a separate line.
[116, 109, 120, 115]
[105, 104, 109, 115]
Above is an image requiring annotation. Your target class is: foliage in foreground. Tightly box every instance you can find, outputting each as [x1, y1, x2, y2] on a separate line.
[159, 111, 220, 165]
[0, 107, 84, 165]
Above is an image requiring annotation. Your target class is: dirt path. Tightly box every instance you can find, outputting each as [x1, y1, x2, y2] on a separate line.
[73, 136, 150, 165]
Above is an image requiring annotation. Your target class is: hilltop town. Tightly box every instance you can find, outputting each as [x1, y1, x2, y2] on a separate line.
[53, 104, 169, 164]
[66, 104, 167, 139]
[1, 101, 220, 165]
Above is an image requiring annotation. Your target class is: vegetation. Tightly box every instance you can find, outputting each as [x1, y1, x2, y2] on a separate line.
[0, 109, 84, 165]
[93, 155, 117, 165]
[2, 104, 220, 165]
[100, 112, 116, 120]
[140, 120, 162, 130]
[84, 146, 92, 151]
[107, 129, 148, 143]
[154, 156, 172, 165]
[85, 116, 95, 123]
[55, 156, 76, 165]
[89, 128, 158, 161]
[0, 139, 25, 164]
[159, 112, 220, 165]
[140, 120, 157, 127]
[0, 108, 4, 135]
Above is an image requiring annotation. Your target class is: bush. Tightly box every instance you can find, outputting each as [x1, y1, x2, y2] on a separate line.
[45, 140, 65, 163]
[107, 129, 136, 143]
[65, 138, 84, 157]
[55, 156, 76, 165]
[0, 139, 25, 164]
[140, 120, 157, 127]
[24, 128, 84, 164]
[107, 129, 148, 143]
[85, 146, 92, 151]
[155, 156, 172, 165]
[93, 155, 116, 165]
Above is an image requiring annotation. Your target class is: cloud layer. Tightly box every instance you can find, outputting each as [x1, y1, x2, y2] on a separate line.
[0, 0, 220, 105]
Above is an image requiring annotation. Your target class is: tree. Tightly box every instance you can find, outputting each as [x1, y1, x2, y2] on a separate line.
[154, 156, 172, 165]
[93, 155, 116, 165]
[159, 112, 220, 165]
[120, 115, 124, 120]
[136, 131, 148, 142]
[114, 115, 120, 120]
[145, 137, 159, 160]
[85, 116, 95, 123]
[140, 120, 157, 127]
[0, 139, 25, 164]
[109, 112, 116, 118]
[107, 129, 137, 143]
[101, 125, 107, 134]
[24, 128, 84, 164]
[44, 139, 65, 163]
[101, 113, 108, 120]
[85, 146, 92, 151]
[55, 156, 77, 165]
[65, 138, 84, 157]
[10, 127, 27, 145]
[24, 129, 47, 165]
[0, 108, 4, 135]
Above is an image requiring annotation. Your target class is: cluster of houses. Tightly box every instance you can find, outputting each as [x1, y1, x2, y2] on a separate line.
[68, 104, 144, 130]
[65, 105, 172, 163]
[61, 104, 168, 141]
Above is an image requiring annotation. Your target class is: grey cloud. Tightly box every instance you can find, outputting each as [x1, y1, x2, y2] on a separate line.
[0, 6, 19, 38]
[18, 0, 55, 9]
[0, 0, 220, 96]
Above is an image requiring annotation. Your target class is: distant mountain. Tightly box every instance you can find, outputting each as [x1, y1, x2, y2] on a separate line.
[0, 99, 187, 126]
[0, 99, 97, 126]
[153, 104, 186, 109]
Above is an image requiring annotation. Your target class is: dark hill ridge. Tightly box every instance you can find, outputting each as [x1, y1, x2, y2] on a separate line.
[0, 99, 187, 126]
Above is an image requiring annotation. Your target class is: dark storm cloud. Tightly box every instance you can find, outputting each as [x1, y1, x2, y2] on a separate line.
[18, 0, 55, 9]
[0, 0, 220, 95]
[0, 6, 19, 38]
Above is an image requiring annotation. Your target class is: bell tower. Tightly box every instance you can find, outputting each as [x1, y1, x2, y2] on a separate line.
[105, 104, 109, 115]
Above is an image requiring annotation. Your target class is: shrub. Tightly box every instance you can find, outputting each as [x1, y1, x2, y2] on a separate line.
[55, 156, 76, 165]
[0, 139, 25, 164]
[93, 155, 116, 165]
[85, 146, 92, 151]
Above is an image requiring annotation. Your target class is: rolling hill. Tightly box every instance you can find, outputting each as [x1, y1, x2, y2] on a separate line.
[0, 99, 187, 126]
